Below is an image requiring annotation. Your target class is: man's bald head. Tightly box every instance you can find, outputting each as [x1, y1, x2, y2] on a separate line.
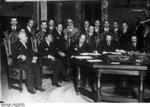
[18, 29, 28, 43]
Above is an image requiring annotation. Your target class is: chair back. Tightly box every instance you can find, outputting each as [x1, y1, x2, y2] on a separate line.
[30, 37, 38, 53]
[36, 31, 45, 45]
[3, 31, 18, 66]
[4, 38, 13, 66]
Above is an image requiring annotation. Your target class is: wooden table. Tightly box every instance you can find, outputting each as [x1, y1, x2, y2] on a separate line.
[74, 53, 150, 102]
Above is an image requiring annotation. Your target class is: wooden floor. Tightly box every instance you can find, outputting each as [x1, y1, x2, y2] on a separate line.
[1, 62, 94, 103]
[1, 61, 150, 103]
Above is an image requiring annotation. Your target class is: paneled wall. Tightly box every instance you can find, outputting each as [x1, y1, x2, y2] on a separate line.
[108, 0, 147, 25]
[0, 2, 39, 31]
[0, 2, 34, 17]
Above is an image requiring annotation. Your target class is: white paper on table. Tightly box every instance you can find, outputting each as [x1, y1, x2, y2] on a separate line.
[87, 59, 103, 63]
[111, 52, 122, 55]
[111, 62, 120, 64]
[73, 56, 93, 59]
[102, 51, 122, 55]
[80, 52, 101, 56]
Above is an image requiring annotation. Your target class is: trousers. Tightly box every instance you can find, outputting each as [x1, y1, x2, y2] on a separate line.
[22, 63, 42, 90]
[42, 58, 66, 84]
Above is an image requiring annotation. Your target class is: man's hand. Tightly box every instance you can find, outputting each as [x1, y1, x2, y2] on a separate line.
[32, 59, 37, 63]
[32, 56, 38, 63]
[48, 55, 55, 61]
[51, 56, 55, 61]
[93, 50, 98, 54]
[58, 51, 66, 57]
[17, 55, 26, 61]
[33, 56, 38, 60]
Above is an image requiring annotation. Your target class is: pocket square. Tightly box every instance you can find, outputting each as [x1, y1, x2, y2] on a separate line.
[45, 48, 49, 50]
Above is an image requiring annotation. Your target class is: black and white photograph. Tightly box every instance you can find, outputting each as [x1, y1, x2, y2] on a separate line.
[1, 0, 150, 105]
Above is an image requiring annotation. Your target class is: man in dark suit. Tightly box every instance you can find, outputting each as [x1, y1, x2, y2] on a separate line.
[47, 19, 56, 34]
[67, 34, 92, 87]
[86, 25, 99, 51]
[132, 18, 144, 51]
[63, 19, 80, 49]
[67, 34, 92, 57]
[128, 36, 142, 52]
[81, 20, 90, 35]
[6, 18, 20, 34]
[100, 20, 112, 42]
[53, 24, 66, 59]
[38, 33, 67, 87]
[24, 19, 35, 48]
[110, 21, 121, 42]
[24, 19, 35, 38]
[119, 22, 132, 50]
[98, 34, 118, 53]
[36, 21, 47, 45]
[11, 29, 45, 94]
[53, 24, 68, 69]
[94, 20, 102, 38]
[101, 20, 111, 33]
[4, 18, 20, 43]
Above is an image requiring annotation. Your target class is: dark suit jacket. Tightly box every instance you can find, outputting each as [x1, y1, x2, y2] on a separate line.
[99, 30, 112, 42]
[24, 26, 35, 48]
[132, 25, 144, 49]
[6, 25, 20, 34]
[119, 28, 132, 50]
[98, 40, 118, 53]
[110, 28, 121, 42]
[67, 41, 92, 57]
[80, 27, 89, 34]
[24, 26, 35, 38]
[86, 32, 99, 51]
[47, 27, 56, 34]
[94, 27, 103, 37]
[127, 42, 142, 52]
[38, 40, 57, 58]
[101, 27, 111, 33]
[53, 30, 66, 54]
[11, 40, 36, 64]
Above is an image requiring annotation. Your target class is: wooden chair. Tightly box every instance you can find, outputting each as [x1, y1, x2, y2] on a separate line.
[4, 32, 26, 92]
[39, 57, 54, 78]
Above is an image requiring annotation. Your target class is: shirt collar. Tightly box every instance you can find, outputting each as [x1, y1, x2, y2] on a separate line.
[27, 26, 31, 32]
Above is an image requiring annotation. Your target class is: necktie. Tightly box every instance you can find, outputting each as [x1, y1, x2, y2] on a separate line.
[107, 42, 110, 46]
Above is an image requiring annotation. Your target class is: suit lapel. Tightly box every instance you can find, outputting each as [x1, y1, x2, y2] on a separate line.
[18, 41, 28, 50]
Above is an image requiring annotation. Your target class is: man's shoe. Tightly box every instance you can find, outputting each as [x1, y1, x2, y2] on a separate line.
[52, 83, 61, 87]
[28, 89, 36, 94]
[35, 87, 45, 92]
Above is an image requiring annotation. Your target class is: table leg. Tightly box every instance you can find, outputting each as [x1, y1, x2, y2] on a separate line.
[97, 71, 101, 102]
[139, 75, 144, 102]
[85, 71, 90, 89]
[76, 66, 81, 95]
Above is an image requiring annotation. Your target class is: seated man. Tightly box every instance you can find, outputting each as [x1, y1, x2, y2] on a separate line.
[38, 33, 67, 87]
[67, 34, 92, 87]
[128, 35, 142, 52]
[98, 34, 118, 53]
[67, 34, 92, 57]
[11, 29, 45, 94]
